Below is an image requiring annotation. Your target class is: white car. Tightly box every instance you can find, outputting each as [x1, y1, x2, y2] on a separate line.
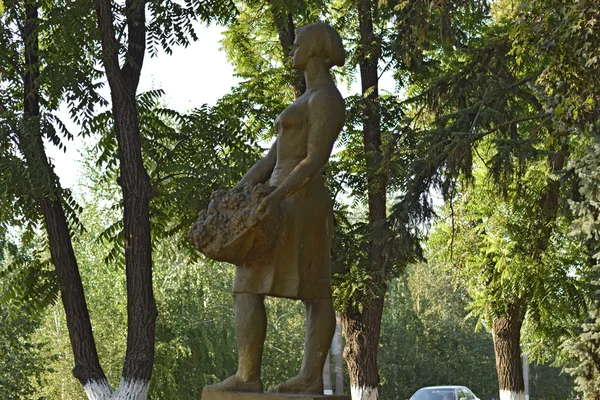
[409, 385, 480, 400]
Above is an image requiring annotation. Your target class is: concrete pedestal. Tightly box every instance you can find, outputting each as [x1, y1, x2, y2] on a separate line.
[201, 390, 350, 400]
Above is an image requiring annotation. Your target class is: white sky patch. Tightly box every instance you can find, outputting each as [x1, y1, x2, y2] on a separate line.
[139, 24, 240, 112]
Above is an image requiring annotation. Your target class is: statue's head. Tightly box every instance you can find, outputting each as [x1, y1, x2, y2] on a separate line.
[293, 22, 345, 70]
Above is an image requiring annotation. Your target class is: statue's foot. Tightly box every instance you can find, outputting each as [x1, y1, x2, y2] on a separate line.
[267, 375, 322, 394]
[204, 374, 262, 393]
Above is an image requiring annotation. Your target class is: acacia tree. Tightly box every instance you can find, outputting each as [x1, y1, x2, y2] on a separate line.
[394, 1, 597, 396]
[428, 157, 590, 399]
[514, 1, 600, 397]
[326, 0, 423, 396]
[332, 1, 492, 398]
[1, 0, 235, 397]
[91, 0, 159, 395]
[83, 0, 237, 396]
[1, 1, 108, 394]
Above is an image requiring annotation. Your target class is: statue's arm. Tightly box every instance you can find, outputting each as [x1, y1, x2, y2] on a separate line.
[267, 93, 345, 202]
[236, 140, 278, 187]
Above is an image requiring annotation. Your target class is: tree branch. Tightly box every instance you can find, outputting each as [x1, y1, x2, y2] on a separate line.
[268, 0, 305, 98]
[0, 52, 24, 78]
[473, 112, 553, 141]
[508, 71, 542, 89]
[123, 0, 146, 91]
[95, 0, 121, 82]
[152, 172, 192, 189]
[19, 2, 106, 386]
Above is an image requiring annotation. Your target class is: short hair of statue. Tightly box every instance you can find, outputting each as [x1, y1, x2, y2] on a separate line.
[300, 22, 345, 68]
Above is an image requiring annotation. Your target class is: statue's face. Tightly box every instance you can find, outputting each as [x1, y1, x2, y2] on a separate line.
[291, 29, 311, 70]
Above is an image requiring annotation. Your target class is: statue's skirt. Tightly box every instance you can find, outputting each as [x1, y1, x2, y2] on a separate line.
[233, 177, 333, 300]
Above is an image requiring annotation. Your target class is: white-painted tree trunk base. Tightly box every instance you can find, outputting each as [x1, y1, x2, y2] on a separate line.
[499, 390, 526, 400]
[84, 378, 150, 400]
[83, 379, 114, 399]
[351, 385, 378, 400]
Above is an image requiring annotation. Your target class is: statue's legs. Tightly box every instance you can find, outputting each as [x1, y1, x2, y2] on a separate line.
[205, 293, 265, 392]
[268, 297, 336, 394]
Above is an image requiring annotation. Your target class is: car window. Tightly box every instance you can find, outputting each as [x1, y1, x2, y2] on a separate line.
[456, 388, 466, 399]
[412, 389, 457, 400]
[441, 390, 456, 400]
[462, 388, 476, 399]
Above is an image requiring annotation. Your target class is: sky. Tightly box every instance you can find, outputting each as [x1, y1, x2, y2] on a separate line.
[46, 23, 397, 191]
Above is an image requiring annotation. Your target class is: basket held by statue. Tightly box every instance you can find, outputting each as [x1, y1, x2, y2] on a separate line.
[188, 184, 278, 265]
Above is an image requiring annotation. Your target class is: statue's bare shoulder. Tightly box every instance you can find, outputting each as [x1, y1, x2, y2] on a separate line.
[307, 87, 345, 123]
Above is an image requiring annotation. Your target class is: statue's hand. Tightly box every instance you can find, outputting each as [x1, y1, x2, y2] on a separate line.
[256, 193, 281, 222]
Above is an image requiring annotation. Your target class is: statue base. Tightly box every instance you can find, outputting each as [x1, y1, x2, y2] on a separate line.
[202, 389, 350, 400]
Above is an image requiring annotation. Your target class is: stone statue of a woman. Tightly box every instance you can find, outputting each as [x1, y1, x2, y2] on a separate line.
[204, 22, 345, 395]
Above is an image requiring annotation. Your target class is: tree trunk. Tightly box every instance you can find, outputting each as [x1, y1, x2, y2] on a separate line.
[268, 1, 305, 98]
[93, 0, 157, 397]
[341, 0, 387, 398]
[334, 314, 344, 395]
[492, 302, 525, 400]
[342, 297, 385, 400]
[19, 1, 106, 387]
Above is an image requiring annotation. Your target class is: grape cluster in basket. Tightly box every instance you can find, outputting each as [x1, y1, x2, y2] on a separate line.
[188, 183, 275, 256]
